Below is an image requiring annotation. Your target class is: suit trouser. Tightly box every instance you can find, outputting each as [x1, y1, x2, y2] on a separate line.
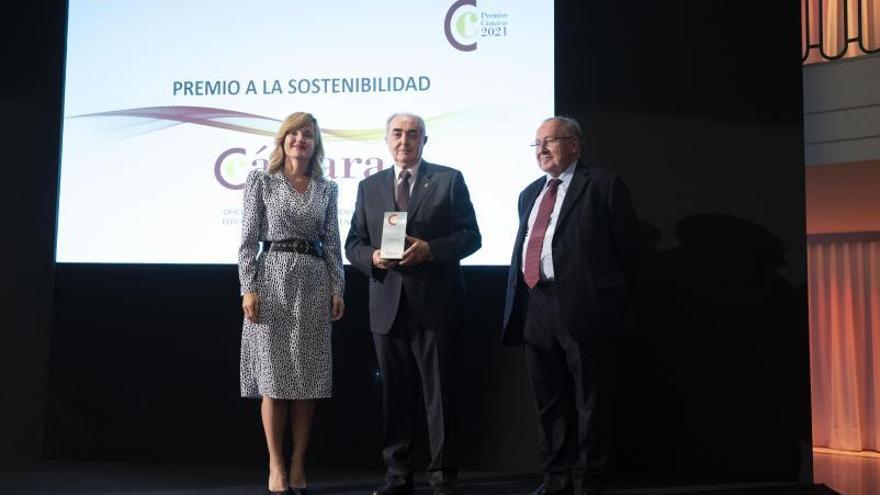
[523, 282, 616, 492]
[372, 292, 457, 488]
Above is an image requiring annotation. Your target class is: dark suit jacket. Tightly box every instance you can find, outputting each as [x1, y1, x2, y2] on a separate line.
[502, 161, 640, 345]
[345, 160, 481, 334]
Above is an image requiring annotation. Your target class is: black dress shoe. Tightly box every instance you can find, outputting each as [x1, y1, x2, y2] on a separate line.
[372, 480, 414, 495]
[530, 482, 574, 495]
[576, 476, 606, 495]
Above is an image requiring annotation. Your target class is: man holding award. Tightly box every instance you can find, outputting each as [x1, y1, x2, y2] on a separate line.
[345, 113, 481, 495]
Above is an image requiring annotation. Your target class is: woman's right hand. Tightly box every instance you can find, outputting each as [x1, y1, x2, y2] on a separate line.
[242, 292, 260, 323]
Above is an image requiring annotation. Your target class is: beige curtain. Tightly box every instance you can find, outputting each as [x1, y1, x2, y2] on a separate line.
[804, 0, 880, 63]
[809, 237, 880, 451]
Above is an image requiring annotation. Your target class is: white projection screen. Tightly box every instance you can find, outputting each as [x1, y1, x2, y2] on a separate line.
[56, 1, 554, 265]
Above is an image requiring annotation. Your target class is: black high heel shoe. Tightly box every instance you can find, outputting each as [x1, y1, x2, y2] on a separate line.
[268, 484, 289, 495]
[288, 486, 308, 495]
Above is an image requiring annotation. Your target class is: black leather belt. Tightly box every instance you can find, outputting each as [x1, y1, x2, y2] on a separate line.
[262, 239, 324, 259]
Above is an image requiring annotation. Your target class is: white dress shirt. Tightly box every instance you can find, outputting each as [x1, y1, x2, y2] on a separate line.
[521, 161, 576, 281]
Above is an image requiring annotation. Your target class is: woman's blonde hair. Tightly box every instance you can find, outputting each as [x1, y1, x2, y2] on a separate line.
[268, 112, 324, 177]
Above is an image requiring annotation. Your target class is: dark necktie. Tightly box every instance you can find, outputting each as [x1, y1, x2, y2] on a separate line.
[396, 170, 411, 211]
[523, 178, 562, 288]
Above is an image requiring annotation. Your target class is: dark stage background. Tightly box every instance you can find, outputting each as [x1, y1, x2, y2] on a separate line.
[1, 0, 810, 487]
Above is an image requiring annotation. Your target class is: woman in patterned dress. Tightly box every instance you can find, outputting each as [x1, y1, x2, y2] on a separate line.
[238, 112, 345, 495]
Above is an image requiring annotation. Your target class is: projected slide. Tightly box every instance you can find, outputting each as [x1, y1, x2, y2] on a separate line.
[56, 0, 554, 264]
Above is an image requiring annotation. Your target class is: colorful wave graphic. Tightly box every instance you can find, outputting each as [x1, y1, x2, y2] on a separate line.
[67, 106, 500, 142]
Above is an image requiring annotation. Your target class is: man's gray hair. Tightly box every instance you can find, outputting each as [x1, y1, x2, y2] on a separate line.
[386, 112, 427, 136]
[543, 116, 582, 143]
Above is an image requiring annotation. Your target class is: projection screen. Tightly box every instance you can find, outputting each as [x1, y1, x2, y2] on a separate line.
[56, 0, 554, 265]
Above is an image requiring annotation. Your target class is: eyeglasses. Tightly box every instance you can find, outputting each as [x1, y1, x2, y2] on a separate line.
[530, 136, 575, 149]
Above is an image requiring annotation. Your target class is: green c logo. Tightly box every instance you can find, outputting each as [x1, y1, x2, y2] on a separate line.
[455, 11, 478, 39]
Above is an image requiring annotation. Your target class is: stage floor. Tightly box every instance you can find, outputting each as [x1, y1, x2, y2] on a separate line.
[0, 463, 839, 495]
[814, 450, 880, 495]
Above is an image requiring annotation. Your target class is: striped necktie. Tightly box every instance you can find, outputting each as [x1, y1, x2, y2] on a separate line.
[396, 170, 411, 211]
[523, 178, 562, 288]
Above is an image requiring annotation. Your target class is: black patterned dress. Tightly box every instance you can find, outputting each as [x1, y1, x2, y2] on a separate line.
[238, 169, 344, 399]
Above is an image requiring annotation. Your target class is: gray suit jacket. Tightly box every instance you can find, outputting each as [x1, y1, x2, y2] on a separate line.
[345, 161, 481, 334]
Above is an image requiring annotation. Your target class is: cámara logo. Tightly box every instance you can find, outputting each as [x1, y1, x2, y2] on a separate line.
[444, 0, 510, 52]
[214, 145, 387, 190]
[445, 0, 478, 52]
